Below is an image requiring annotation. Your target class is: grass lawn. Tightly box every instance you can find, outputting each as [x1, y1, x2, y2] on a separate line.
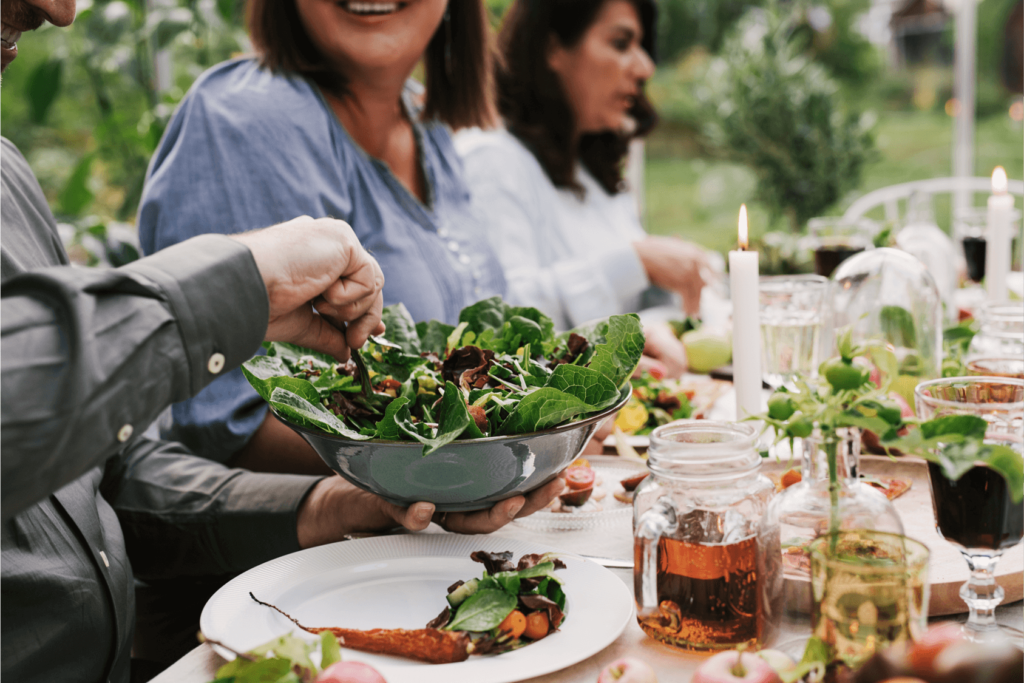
[644, 109, 1024, 256]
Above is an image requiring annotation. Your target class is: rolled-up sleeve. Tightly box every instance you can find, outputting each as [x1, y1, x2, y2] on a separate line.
[1, 234, 269, 521]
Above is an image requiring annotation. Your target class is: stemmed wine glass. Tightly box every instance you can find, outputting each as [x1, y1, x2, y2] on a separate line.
[914, 377, 1024, 644]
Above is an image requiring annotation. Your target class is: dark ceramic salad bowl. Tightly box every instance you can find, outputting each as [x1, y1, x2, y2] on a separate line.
[273, 384, 630, 511]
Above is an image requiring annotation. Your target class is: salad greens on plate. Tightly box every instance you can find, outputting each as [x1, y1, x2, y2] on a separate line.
[242, 297, 644, 455]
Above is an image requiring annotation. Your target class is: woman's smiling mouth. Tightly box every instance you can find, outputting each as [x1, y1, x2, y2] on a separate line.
[337, 1, 409, 16]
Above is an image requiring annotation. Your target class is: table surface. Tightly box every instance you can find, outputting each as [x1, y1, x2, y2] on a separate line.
[151, 510, 1024, 683]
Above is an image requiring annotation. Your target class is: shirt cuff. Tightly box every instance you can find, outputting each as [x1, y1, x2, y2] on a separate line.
[121, 234, 269, 397]
[215, 473, 323, 572]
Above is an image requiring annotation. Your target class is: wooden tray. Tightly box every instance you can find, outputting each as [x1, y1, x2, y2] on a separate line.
[762, 454, 1024, 616]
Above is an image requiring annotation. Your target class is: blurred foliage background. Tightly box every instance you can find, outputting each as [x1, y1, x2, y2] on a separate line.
[1, 0, 1021, 269]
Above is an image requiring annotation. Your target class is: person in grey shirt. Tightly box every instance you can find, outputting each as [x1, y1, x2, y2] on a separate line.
[0, 1, 563, 681]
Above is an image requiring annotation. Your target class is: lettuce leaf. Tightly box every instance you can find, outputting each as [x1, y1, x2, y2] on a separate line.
[241, 301, 643, 455]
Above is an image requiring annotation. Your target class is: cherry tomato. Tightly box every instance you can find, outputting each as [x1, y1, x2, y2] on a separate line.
[498, 610, 526, 639]
[822, 358, 870, 391]
[524, 611, 550, 640]
[780, 469, 802, 489]
[767, 393, 797, 421]
[565, 467, 595, 491]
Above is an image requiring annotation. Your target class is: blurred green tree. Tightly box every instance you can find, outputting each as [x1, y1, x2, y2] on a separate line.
[695, 4, 877, 231]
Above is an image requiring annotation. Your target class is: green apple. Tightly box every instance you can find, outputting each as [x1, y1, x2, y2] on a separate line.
[682, 330, 732, 374]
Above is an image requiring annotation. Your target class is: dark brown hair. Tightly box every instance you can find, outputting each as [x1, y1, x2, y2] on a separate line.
[496, 0, 657, 196]
[247, 0, 497, 130]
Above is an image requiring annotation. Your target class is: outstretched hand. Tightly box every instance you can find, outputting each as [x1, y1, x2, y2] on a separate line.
[633, 236, 710, 316]
[296, 474, 567, 547]
[230, 216, 386, 361]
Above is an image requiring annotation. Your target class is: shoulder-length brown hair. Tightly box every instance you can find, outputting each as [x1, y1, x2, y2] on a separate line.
[247, 0, 496, 130]
[496, 0, 657, 196]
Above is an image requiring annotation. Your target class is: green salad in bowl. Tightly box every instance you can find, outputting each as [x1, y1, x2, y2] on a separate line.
[241, 297, 643, 510]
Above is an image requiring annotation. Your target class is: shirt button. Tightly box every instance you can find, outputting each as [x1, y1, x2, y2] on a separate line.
[474, 286, 482, 296]
[117, 424, 133, 442]
[458, 254, 471, 265]
[207, 353, 226, 374]
[438, 228, 450, 238]
[448, 241, 460, 252]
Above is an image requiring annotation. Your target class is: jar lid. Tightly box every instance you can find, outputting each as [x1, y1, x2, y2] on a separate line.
[647, 420, 761, 480]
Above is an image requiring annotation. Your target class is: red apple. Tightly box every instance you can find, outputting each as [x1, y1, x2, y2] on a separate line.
[691, 650, 782, 683]
[887, 392, 914, 418]
[317, 661, 388, 683]
[596, 657, 658, 683]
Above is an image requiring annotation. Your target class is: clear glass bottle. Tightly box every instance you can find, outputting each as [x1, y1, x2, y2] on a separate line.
[829, 248, 943, 400]
[633, 421, 777, 651]
[759, 428, 905, 625]
[967, 302, 1024, 361]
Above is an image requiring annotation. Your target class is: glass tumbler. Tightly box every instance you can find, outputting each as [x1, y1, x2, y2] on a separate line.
[809, 531, 930, 669]
[759, 275, 829, 390]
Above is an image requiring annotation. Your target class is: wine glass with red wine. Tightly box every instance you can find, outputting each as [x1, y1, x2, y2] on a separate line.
[915, 377, 1024, 645]
[807, 217, 875, 278]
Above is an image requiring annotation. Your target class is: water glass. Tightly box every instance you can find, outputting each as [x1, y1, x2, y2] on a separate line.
[759, 275, 829, 389]
[809, 531, 930, 669]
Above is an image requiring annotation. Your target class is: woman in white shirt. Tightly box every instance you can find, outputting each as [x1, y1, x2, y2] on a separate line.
[456, 0, 710, 376]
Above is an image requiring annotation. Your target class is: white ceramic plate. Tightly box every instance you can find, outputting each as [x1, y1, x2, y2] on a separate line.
[200, 534, 634, 683]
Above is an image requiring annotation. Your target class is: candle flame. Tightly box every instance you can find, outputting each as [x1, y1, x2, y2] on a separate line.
[738, 204, 748, 250]
[992, 166, 1008, 194]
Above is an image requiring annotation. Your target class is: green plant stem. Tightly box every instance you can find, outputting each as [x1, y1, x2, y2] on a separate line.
[826, 438, 840, 553]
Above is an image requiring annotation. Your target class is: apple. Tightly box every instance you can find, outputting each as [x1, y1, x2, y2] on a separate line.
[907, 622, 965, 677]
[681, 330, 731, 374]
[596, 657, 658, 683]
[887, 392, 914, 418]
[691, 650, 782, 683]
[317, 661, 388, 683]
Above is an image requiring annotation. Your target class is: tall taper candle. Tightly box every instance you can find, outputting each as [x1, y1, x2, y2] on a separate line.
[729, 205, 762, 418]
[987, 166, 1012, 302]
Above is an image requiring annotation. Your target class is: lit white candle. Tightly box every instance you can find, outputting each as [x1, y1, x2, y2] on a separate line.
[987, 166, 1013, 301]
[729, 205, 762, 419]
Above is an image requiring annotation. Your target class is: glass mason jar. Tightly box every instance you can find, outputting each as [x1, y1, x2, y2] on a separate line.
[633, 421, 776, 651]
[759, 429, 905, 626]
[967, 302, 1024, 361]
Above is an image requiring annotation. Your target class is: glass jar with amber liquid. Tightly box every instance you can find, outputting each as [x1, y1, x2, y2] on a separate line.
[633, 421, 777, 651]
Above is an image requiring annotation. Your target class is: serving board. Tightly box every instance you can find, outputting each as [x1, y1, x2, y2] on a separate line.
[762, 454, 1024, 616]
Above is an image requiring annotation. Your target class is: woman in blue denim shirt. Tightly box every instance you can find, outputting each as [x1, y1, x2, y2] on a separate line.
[137, 1, 524, 507]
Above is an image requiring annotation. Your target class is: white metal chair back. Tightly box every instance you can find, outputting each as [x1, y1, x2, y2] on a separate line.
[842, 177, 1024, 225]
